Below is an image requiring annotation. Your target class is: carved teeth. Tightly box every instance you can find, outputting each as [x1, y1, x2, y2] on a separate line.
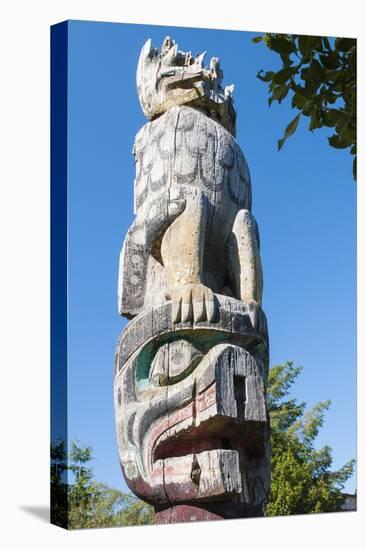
[248, 302, 258, 331]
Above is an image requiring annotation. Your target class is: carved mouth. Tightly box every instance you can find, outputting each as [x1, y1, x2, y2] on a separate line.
[152, 412, 266, 467]
[151, 424, 243, 502]
[154, 436, 233, 462]
[152, 413, 240, 465]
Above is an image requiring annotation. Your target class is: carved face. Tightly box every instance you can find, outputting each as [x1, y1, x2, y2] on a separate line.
[114, 296, 270, 511]
[136, 37, 236, 136]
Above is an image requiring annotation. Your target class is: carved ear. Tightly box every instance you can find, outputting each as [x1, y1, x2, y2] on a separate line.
[193, 51, 206, 70]
[162, 42, 178, 66]
[137, 38, 153, 67]
[136, 39, 152, 86]
[136, 39, 155, 117]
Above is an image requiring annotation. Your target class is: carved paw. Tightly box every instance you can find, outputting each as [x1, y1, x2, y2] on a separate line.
[164, 284, 217, 324]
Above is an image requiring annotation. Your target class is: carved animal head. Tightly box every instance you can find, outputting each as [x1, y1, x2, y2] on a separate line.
[114, 297, 270, 514]
[136, 36, 237, 136]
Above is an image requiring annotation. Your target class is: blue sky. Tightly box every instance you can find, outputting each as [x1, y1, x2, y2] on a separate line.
[64, 20, 356, 493]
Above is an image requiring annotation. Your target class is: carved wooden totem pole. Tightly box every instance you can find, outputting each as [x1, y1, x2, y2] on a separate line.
[114, 37, 270, 524]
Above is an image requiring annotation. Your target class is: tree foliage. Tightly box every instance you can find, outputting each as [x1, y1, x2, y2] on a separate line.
[51, 362, 356, 526]
[50, 439, 68, 527]
[253, 34, 356, 179]
[265, 361, 356, 516]
[50, 440, 155, 529]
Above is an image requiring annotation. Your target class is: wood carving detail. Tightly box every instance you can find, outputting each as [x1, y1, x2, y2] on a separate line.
[114, 37, 270, 523]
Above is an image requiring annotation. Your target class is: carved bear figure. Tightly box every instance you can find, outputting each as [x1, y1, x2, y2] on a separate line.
[118, 38, 263, 324]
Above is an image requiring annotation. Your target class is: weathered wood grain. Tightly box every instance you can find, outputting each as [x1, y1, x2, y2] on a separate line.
[114, 36, 270, 523]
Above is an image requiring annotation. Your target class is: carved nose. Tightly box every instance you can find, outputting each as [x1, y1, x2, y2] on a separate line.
[213, 345, 267, 423]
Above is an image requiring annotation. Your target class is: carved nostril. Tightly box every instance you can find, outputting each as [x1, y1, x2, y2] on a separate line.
[234, 375, 246, 420]
[190, 454, 201, 486]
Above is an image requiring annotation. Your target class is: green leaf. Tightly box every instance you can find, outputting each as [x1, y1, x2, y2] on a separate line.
[298, 35, 315, 56]
[324, 91, 338, 104]
[280, 53, 294, 67]
[302, 99, 315, 116]
[310, 59, 324, 82]
[252, 36, 263, 43]
[257, 70, 275, 82]
[292, 83, 313, 98]
[320, 53, 340, 70]
[335, 37, 356, 52]
[278, 113, 301, 150]
[309, 108, 323, 131]
[273, 67, 297, 84]
[268, 80, 277, 92]
[353, 156, 357, 180]
[300, 67, 310, 81]
[339, 123, 356, 146]
[322, 109, 345, 127]
[272, 84, 290, 103]
[328, 134, 350, 149]
[269, 37, 295, 54]
[269, 84, 290, 106]
[324, 68, 340, 82]
[292, 93, 308, 109]
[335, 114, 350, 134]
[313, 37, 323, 52]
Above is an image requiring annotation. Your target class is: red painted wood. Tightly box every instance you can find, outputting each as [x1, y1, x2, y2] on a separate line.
[155, 501, 263, 524]
[156, 505, 225, 524]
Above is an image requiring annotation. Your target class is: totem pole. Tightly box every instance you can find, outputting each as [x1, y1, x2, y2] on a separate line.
[114, 37, 270, 524]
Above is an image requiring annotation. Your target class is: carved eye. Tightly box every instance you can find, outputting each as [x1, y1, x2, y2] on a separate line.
[149, 339, 203, 386]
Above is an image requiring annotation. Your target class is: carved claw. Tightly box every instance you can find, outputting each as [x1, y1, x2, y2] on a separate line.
[247, 300, 265, 334]
[164, 284, 217, 324]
